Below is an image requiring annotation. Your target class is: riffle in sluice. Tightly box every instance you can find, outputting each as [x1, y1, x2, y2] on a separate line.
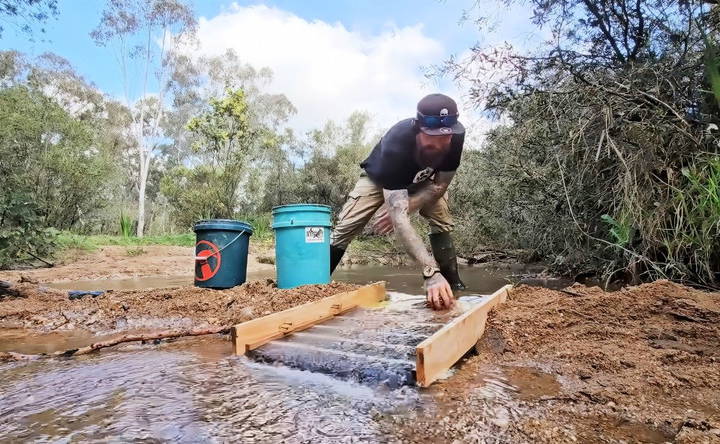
[245, 296, 452, 388]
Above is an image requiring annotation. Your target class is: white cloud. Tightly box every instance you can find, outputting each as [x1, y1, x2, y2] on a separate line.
[194, 4, 470, 136]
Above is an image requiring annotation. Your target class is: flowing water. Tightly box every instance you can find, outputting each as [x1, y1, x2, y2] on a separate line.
[2, 266, 566, 442]
[0, 337, 423, 442]
[46, 264, 568, 294]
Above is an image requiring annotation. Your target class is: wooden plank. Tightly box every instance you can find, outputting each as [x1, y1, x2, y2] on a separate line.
[415, 284, 512, 387]
[245, 305, 358, 350]
[231, 282, 386, 355]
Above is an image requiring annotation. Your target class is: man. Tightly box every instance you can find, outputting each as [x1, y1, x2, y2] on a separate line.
[330, 93, 466, 310]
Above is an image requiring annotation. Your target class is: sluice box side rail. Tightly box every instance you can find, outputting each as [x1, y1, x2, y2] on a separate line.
[231, 282, 387, 355]
[415, 284, 512, 387]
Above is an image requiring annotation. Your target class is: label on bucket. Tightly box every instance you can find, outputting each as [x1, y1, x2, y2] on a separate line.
[305, 227, 325, 243]
[195, 240, 222, 281]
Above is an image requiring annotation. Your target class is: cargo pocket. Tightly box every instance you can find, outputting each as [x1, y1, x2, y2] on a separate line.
[336, 191, 362, 223]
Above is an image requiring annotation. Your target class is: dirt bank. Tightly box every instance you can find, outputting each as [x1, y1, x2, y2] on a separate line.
[390, 280, 720, 443]
[0, 280, 358, 334]
[0, 245, 274, 283]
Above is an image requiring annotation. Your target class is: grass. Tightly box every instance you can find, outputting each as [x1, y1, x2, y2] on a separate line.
[238, 213, 274, 244]
[56, 216, 274, 253]
[125, 247, 147, 257]
[57, 232, 196, 251]
[119, 211, 133, 238]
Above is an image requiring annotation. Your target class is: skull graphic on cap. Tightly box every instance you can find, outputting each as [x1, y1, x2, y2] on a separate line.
[440, 108, 449, 117]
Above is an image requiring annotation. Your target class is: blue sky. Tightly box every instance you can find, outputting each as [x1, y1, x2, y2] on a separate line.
[1, 0, 539, 135]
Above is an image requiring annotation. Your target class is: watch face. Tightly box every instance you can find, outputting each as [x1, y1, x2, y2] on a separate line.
[423, 266, 435, 278]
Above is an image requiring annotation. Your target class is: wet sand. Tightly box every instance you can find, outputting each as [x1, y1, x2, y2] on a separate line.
[0, 280, 359, 334]
[388, 280, 720, 443]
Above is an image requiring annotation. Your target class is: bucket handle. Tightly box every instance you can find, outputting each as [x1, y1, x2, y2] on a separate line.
[195, 231, 246, 261]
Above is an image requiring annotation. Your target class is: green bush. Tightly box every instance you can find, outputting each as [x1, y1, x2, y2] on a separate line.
[0, 86, 117, 231]
[0, 193, 58, 269]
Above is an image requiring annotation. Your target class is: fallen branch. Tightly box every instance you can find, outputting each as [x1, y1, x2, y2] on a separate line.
[0, 326, 230, 361]
[558, 289, 586, 298]
[23, 250, 54, 267]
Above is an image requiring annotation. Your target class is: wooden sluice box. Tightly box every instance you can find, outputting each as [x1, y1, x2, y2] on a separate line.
[231, 282, 512, 387]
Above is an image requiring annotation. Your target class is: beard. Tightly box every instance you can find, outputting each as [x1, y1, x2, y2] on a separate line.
[417, 146, 445, 168]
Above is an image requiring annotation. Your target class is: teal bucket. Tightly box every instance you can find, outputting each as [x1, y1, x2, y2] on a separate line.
[272, 204, 332, 289]
[193, 219, 253, 289]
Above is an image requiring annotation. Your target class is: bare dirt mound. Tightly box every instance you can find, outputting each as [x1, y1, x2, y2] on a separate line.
[0, 280, 359, 333]
[390, 280, 720, 443]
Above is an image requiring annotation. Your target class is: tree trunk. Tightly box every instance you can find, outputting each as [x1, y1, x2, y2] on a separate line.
[137, 166, 146, 237]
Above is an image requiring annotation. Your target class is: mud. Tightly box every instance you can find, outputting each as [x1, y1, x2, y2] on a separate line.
[388, 280, 720, 443]
[0, 279, 359, 335]
[0, 245, 274, 283]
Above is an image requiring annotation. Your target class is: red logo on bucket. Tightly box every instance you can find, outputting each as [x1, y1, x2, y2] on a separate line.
[195, 240, 222, 282]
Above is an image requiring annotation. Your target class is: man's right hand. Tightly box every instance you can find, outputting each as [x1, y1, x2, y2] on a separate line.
[425, 273, 455, 310]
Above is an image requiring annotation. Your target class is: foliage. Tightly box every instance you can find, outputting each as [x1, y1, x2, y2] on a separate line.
[667, 155, 720, 284]
[445, 0, 719, 286]
[0, 51, 130, 267]
[705, 34, 720, 110]
[1, 50, 134, 234]
[271, 111, 376, 216]
[238, 213, 273, 244]
[0, 85, 118, 267]
[119, 211, 133, 237]
[0, 0, 58, 39]
[161, 88, 277, 228]
[0, 85, 117, 229]
[0, 192, 58, 269]
[600, 215, 631, 247]
[162, 49, 296, 217]
[57, 232, 195, 250]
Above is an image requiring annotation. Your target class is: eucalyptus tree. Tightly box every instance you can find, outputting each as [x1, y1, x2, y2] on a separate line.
[91, 0, 196, 236]
[0, 0, 58, 39]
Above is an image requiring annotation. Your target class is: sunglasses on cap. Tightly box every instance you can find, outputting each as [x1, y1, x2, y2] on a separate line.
[416, 111, 459, 129]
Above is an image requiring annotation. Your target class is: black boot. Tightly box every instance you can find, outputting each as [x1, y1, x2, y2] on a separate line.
[429, 232, 466, 290]
[330, 245, 346, 274]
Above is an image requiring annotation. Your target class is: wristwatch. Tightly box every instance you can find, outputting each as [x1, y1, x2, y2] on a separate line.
[422, 265, 441, 279]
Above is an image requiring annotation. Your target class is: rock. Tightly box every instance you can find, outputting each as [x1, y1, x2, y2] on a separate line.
[19, 274, 39, 284]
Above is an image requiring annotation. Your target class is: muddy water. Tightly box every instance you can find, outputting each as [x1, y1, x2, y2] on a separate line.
[47, 269, 273, 292]
[0, 329, 114, 355]
[46, 263, 563, 295]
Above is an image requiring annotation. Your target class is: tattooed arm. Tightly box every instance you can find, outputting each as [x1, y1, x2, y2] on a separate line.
[383, 188, 455, 310]
[407, 171, 455, 213]
[373, 171, 455, 235]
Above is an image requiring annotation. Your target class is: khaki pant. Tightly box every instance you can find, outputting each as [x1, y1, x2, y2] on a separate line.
[330, 175, 454, 249]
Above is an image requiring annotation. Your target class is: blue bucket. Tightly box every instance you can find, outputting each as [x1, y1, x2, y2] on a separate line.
[193, 219, 253, 289]
[272, 204, 332, 289]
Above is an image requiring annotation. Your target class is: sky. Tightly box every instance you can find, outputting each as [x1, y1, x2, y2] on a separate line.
[0, 0, 542, 139]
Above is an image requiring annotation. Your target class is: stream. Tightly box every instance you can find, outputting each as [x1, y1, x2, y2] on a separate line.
[0, 265, 565, 442]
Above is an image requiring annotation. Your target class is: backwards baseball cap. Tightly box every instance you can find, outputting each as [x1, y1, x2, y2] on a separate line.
[416, 93, 464, 136]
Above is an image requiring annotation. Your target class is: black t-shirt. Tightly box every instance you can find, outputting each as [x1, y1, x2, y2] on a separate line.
[360, 118, 464, 190]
